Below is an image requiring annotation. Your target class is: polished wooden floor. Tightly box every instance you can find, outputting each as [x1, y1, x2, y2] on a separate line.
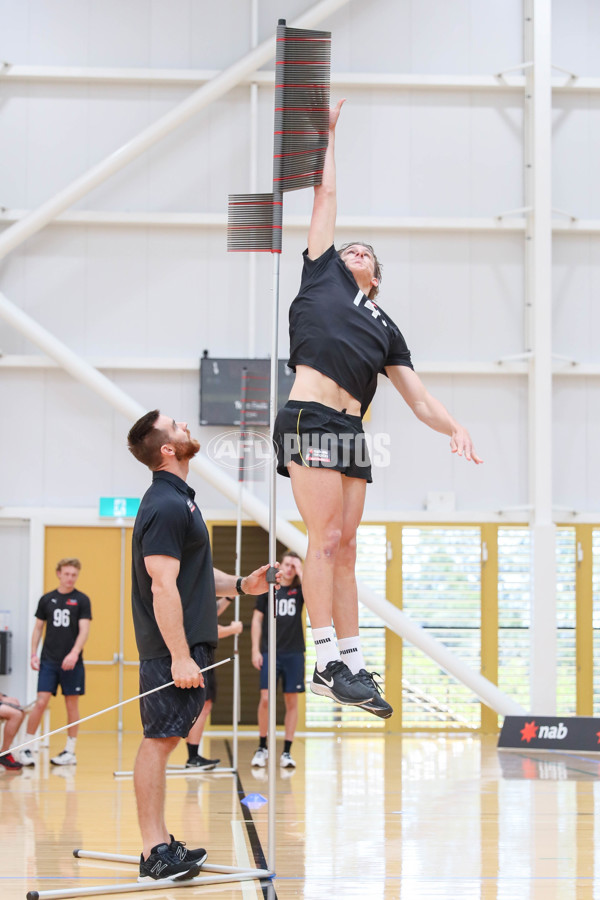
[3, 730, 600, 899]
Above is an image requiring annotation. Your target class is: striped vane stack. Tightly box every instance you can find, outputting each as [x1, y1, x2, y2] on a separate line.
[227, 194, 283, 253]
[272, 23, 331, 193]
[227, 19, 332, 253]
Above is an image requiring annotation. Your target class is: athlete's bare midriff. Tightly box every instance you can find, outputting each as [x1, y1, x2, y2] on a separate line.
[288, 365, 362, 416]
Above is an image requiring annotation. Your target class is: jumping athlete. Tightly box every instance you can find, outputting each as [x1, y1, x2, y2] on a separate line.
[21, 558, 92, 766]
[273, 100, 482, 720]
[251, 551, 304, 769]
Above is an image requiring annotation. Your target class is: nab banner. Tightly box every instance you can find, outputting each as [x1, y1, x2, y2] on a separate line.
[499, 715, 600, 752]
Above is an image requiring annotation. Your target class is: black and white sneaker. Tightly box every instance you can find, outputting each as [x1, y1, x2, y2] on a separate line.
[354, 669, 393, 719]
[50, 750, 76, 766]
[310, 660, 374, 706]
[169, 834, 208, 866]
[138, 843, 200, 882]
[185, 754, 220, 771]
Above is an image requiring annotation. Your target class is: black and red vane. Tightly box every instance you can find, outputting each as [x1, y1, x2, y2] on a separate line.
[273, 21, 332, 193]
[227, 20, 331, 254]
[227, 194, 283, 253]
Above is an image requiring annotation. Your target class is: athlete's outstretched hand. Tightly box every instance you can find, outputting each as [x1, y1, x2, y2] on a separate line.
[450, 427, 483, 464]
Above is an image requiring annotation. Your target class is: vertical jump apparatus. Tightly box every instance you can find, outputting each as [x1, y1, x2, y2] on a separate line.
[227, 19, 332, 871]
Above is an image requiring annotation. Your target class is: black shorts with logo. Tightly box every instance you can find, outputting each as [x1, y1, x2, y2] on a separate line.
[139, 643, 213, 739]
[273, 400, 372, 482]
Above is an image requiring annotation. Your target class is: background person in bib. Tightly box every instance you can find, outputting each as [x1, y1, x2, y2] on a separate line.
[21, 558, 92, 767]
[273, 100, 483, 720]
[251, 551, 304, 769]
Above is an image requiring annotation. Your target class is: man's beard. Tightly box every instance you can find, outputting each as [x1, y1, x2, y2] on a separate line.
[174, 437, 201, 461]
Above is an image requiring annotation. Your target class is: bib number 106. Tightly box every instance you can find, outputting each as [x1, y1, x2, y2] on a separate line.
[277, 597, 296, 617]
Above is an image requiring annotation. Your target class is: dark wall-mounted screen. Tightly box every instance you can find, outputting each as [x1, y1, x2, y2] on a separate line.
[200, 357, 295, 426]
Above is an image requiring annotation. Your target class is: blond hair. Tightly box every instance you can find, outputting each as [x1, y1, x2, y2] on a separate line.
[56, 558, 81, 572]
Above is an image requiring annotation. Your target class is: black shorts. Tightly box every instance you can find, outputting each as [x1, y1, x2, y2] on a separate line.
[273, 400, 372, 482]
[260, 652, 305, 693]
[139, 644, 213, 739]
[38, 659, 85, 697]
[204, 666, 217, 704]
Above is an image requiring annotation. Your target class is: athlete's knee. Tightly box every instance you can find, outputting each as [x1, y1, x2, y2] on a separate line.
[309, 526, 343, 560]
[337, 533, 358, 565]
[35, 694, 50, 713]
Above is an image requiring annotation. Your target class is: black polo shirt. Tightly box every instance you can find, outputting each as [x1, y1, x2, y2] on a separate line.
[288, 244, 414, 416]
[131, 470, 218, 660]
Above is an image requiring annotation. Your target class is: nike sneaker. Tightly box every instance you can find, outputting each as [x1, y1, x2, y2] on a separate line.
[354, 669, 393, 719]
[310, 660, 374, 706]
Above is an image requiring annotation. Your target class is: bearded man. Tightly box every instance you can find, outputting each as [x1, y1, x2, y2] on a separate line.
[127, 410, 275, 883]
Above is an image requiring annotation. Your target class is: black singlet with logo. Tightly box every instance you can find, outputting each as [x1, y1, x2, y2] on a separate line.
[255, 584, 305, 654]
[288, 244, 414, 416]
[35, 589, 92, 664]
[131, 470, 218, 660]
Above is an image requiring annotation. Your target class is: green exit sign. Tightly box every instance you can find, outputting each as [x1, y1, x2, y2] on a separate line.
[99, 497, 140, 518]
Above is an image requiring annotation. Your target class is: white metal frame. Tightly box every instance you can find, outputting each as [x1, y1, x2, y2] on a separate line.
[524, 0, 556, 714]
[26, 850, 272, 899]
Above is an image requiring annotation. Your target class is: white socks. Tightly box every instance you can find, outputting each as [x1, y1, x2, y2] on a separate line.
[312, 626, 339, 671]
[338, 636, 366, 674]
[66, 736, 77, 754]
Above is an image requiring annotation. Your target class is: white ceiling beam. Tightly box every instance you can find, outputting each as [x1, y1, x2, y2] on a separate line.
[4, 63, 600, 93]
[0, 209, 527, 232]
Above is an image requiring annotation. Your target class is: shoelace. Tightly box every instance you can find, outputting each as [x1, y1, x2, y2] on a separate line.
[326, 659, 359, 681]
[358, 670, 384, 695]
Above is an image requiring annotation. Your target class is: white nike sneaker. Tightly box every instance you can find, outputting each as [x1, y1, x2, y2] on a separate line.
[51, 750, 77, 766]
[251, 747, 268, 767]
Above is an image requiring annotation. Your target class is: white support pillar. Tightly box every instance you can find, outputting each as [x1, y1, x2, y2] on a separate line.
[525, 0, 556, 713]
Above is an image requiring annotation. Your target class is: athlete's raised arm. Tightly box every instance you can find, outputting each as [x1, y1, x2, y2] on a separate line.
[307, 99, 346, 260]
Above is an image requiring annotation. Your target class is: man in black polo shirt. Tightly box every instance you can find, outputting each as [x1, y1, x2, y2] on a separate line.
[127, 409, 275, 884]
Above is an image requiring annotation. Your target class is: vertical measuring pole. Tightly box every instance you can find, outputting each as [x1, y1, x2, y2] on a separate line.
[227, 17, 331, 875]
[266, 236, 282, 871]
[233, 367, 249, 771]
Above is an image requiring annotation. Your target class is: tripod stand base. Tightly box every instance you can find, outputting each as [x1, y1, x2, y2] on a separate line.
[26, 849, 273, 899]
